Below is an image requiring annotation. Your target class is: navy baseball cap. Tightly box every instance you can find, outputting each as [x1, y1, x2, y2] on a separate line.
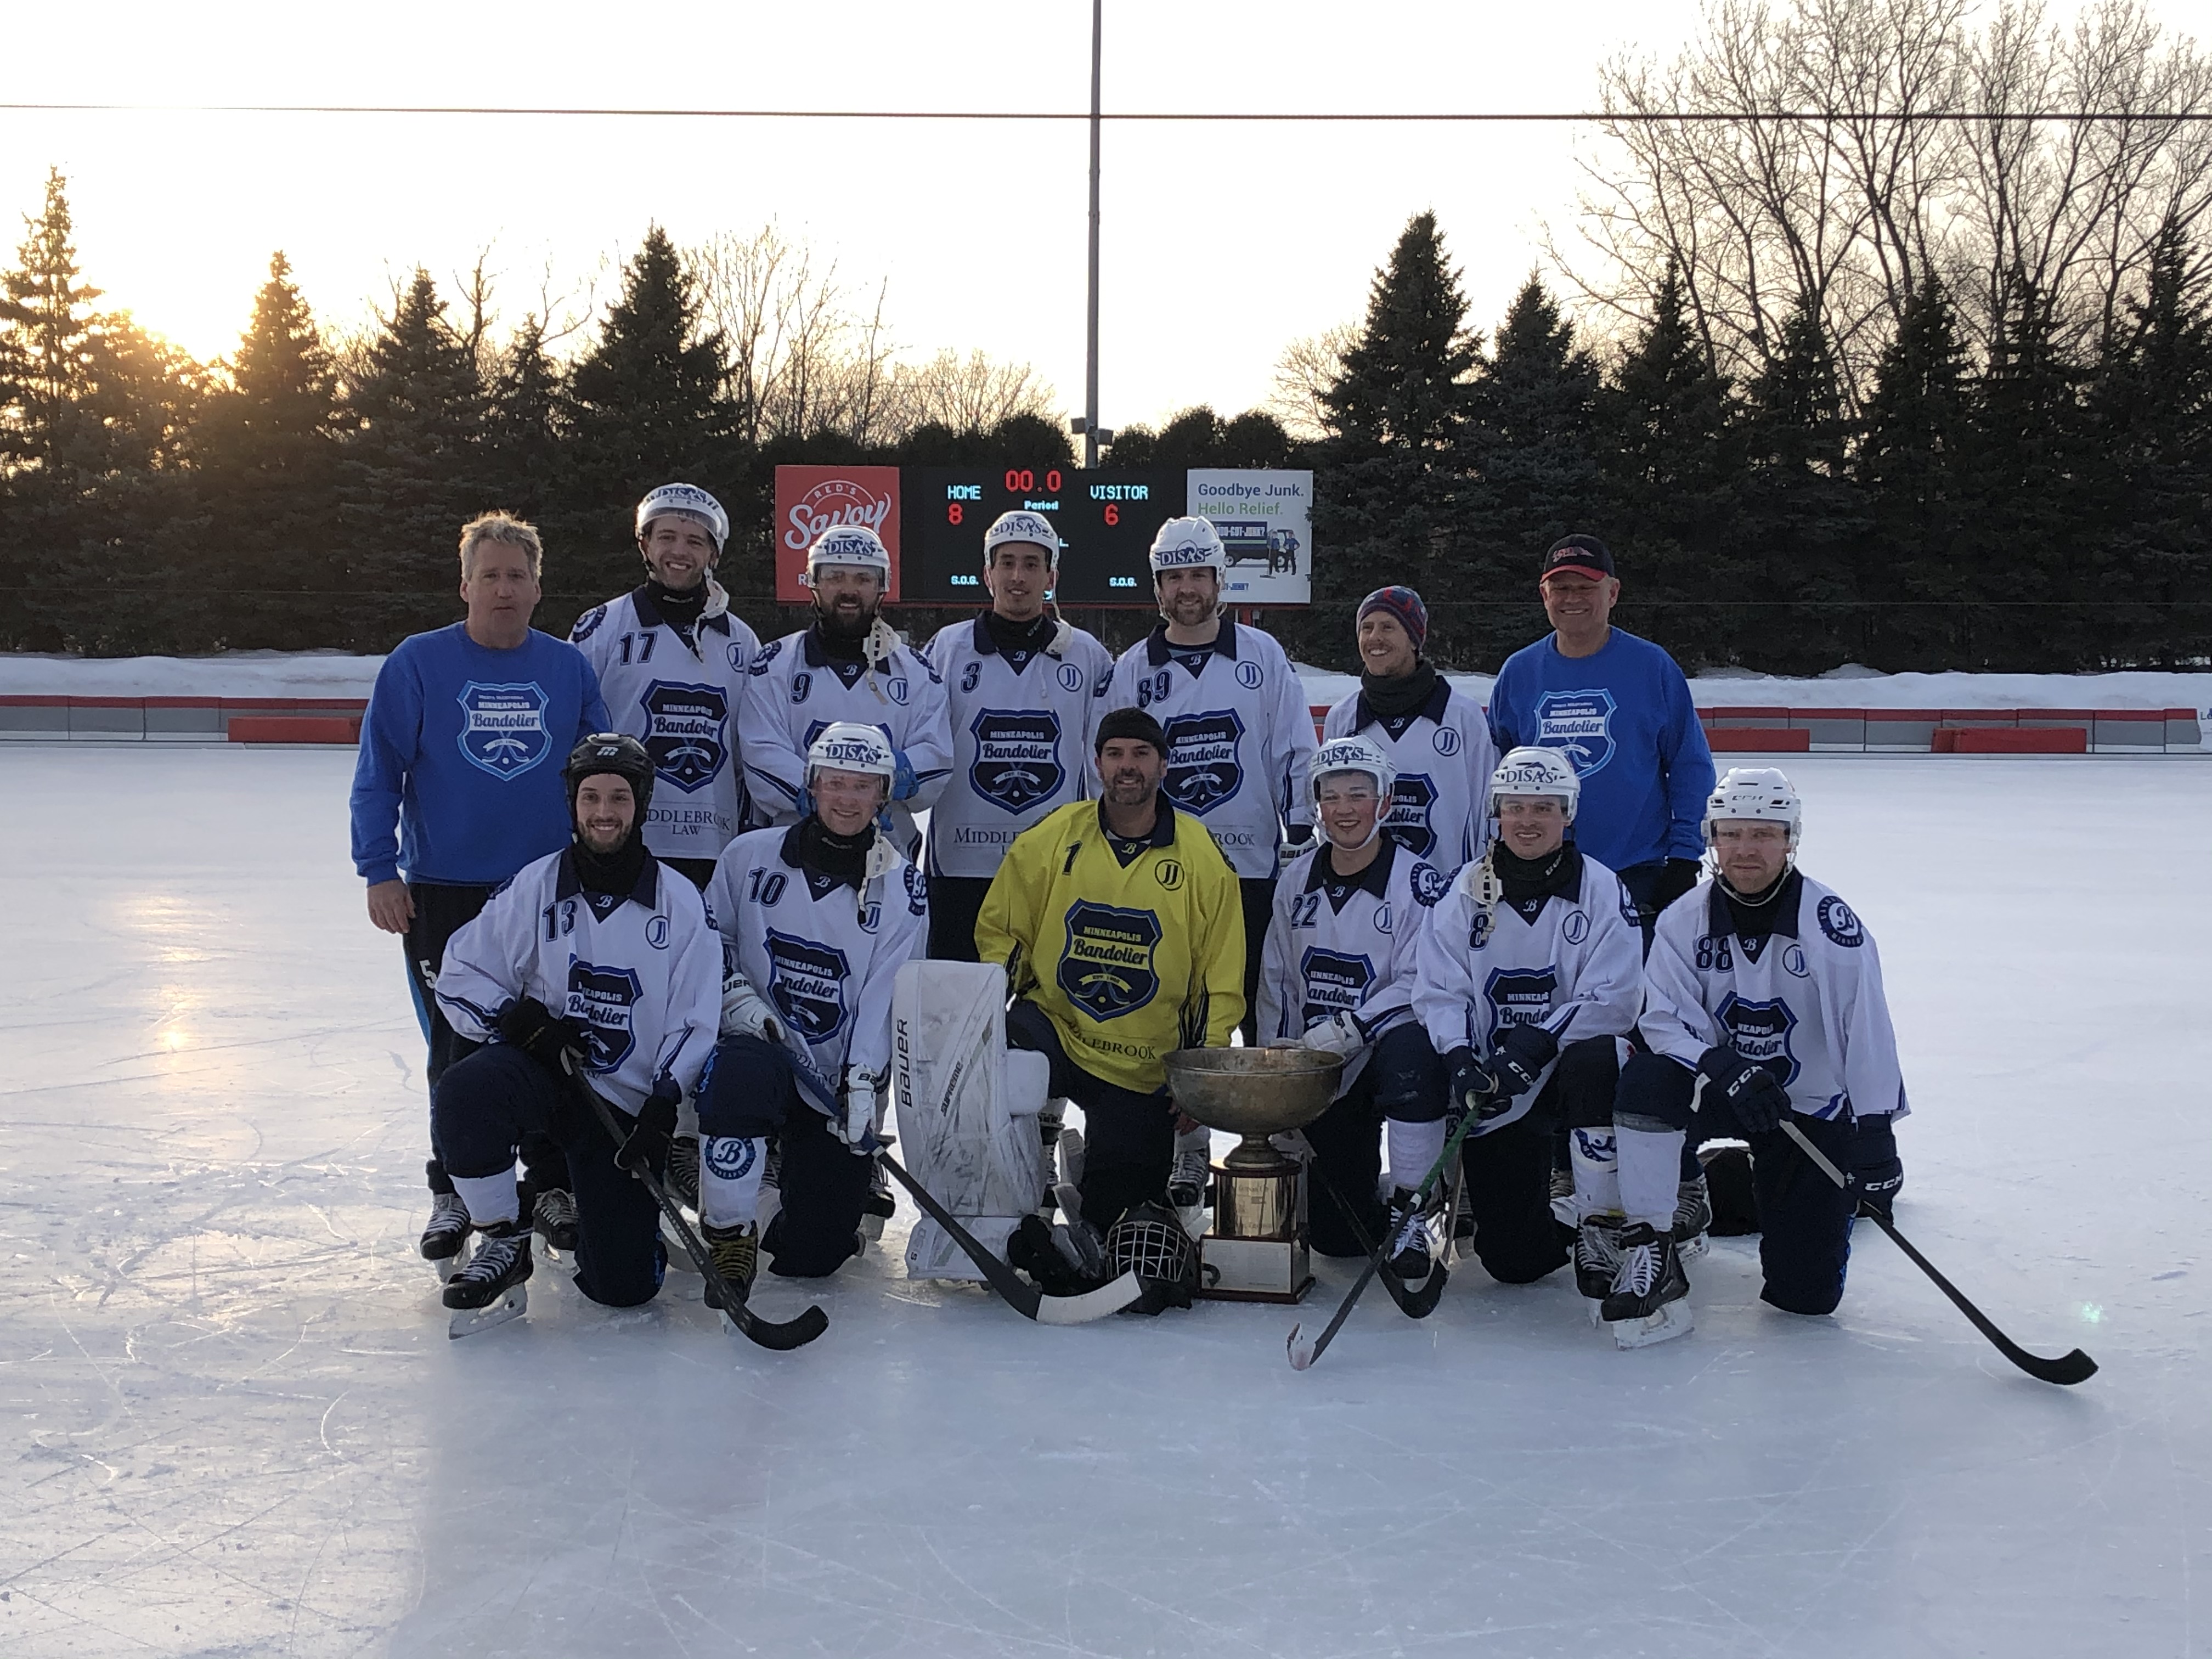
[1541, 534, 1616, 582]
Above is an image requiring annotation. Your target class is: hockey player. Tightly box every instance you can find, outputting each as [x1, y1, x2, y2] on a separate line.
[351, 512, 611, 1265]
[978, 706, 1245, 1242]
[737, 524, 951, 857]
[922, 510, 1113, 961]
[1106, 516, 1317, 1047]
[1322, 586, 1497, 873]
[1258, 736, 1452, 1278]
[696, 723, 929, 1294]
[1414, 748, 1642, 1292]
[1621, 766, 1909, 1325]
[427, 734, 721, 1323]
[568, 484, 762, 890]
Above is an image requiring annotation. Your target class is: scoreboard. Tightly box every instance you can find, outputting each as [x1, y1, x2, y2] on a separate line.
[901, 466, 1184, 606]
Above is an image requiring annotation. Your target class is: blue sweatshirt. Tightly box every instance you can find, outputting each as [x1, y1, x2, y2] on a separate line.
[349, 623, 611, 887]
[1487, 627, 1714, 871]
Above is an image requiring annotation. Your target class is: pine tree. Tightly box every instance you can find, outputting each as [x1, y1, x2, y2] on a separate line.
[0, 167, 100, 475]
[336, 267, 488, 644]
[1461, 274, 1606, 663]
[1858, 277, 1972, 668]
[484, 311, 567, 526]
[1311, 211, 1480, 666]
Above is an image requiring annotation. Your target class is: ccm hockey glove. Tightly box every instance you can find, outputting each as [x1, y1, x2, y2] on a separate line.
[616, 1079, 680, 1174]
[1697, 1046, 1792, 1136]
[498, 996, 585, 1075]
[1490, 1021, 1560, 1096]
[1297, 1011, 1365, 1058]
[1850, 1113, 1904, 1221]
[1443, 1047, 1511, 1122]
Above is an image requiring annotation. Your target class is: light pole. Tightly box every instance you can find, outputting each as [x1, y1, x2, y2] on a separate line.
[1081, 0, 1104, 469]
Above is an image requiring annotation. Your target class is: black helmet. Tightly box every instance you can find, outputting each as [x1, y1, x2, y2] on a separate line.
[563, 732, 656, 818]
[1104, 1200, 1200, 1313]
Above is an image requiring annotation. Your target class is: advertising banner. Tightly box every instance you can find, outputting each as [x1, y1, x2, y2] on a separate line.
[772, 466, 901, 602]
[1188, 470, 1313, 606]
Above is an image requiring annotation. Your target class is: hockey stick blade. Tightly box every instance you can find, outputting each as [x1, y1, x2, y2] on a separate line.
[1310, 1161, 1451, 1319]
[1779, 1120, 2095, 1386]
[564, 1068, 827, 1352]
[1288, 1253, 1380, 1370]
[875, 1149, 1144, 1324]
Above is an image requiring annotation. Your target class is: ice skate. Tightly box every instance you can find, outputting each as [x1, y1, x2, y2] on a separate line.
[1672, 1171, 1713, 1263]
[666, 1134, 701, 1212]
[1382, 1187, 1435, 1284]
[419, 1190, 471, 1282]
[1168, 1141, 1211, 1238]
[1575, 1212, 1625, 1304]
[1057, 1124, 1086, 1191]
[1602, 1222, 1692, 1348]
[443, 1221, 532, 1338]
[531, 1188, 578, 1257]
[701, 1220, 758, 1312]
[861, 1159, 896, 1240]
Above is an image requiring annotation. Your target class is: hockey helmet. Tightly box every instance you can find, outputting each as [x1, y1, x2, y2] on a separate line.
[635, 482, 729, 550]
[563, 731, 656, 818]
[806, 721, 896, 790]
[1147, 516, 1226, 579]
[1702, 766, 1802, 849]
[1308, 735, 1396, 808]
[983, 509, 1061, 568]
[1104, 1200, 1200, 1313]
[1486, 746, 1579, 823]
[803, 523, 892, 586]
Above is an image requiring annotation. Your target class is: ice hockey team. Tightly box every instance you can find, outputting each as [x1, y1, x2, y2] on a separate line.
[355, 483, 1909, 1348]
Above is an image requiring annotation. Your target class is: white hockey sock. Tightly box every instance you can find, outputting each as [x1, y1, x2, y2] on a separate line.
[1569, 1125, 1622, 1217]
[701, 1136, 768, 1229]
[453, 1170, 518, 1228]
[1616, 1124, 1686, 1234]
[1385, 1117, 1447, 1189]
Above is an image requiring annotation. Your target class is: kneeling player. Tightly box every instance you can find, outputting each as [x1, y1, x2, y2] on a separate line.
[1414, 748, 1641, 1291]
[1258, 736, 1451, 1278]
[695, 724, 928, 1299]
[978, 707, 1245, 1259]
[1624, 767, 1908, 1322]
[429, 735, 720, 1325]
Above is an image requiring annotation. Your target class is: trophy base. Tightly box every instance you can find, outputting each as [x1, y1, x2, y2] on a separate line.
[1196, 1235, 1313, 1304]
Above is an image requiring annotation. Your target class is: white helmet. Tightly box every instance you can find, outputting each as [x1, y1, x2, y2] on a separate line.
[1308, 735, 1396, 808]
[1148, 516, 1226, 578]
[635, 483, 728, 549]
[805, 721, 896, 787]
[1486, 746, 1581, 823]
[983, 509, 1060, 568]
[803, 524, 892, 586]
[1702, 766, 1803, 849]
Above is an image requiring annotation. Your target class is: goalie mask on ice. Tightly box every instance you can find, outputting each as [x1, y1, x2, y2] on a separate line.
[891, 960, 1051, 1282]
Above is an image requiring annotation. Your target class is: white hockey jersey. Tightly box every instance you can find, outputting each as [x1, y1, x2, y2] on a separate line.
[1258, 837, 1452, 1097]
[1640, 870, 1909, 1123]
[569, 582, 762, 860]
[705, 823, 930, 1091]
[921, 613, 1114, 879]
[435, 849, 722, 1113]
[735, 625, 954, 852]
[1105, 618, 1318, 879]
[1323, 679, 1498, 873]
[1414, 847, 1643, 1133]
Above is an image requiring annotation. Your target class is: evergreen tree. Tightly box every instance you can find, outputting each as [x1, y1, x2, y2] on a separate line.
[484, 311, 568, 527]
[0, 167, 100, 474]
[1460, 274, 1607, 663]
[1107, 406, 1294, 470]
[1311, 211, 1480, 667]
[336, 267, 488, 644]
[1858, 277, 1972, 668]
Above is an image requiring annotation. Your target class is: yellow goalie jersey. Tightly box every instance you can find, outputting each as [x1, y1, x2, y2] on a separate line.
[977, 799, 1246, 1094]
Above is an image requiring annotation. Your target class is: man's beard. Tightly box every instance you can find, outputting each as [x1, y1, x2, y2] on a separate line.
[816, 599, 876, 641]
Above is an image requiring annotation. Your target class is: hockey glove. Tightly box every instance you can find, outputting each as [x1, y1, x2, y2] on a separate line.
[834, 1070, 882, 1152]
[1850, 1113, 1904, 1221]
[890, 747, 919, 803]
[1297, 1010, 1365, 1059]
[1277, 823, 1316, 872]
[719, 968, 787, 1045]
[1490, 1021, 1560, 1096]
[616, 1079, 680, 1175]
[498, 996, 585, 1075]
[1443, 1047, 1510, 1123]
[1697, 1046, 1792, 1137]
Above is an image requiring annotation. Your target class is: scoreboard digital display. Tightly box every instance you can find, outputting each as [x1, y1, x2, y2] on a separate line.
[901, 466, 1184, 607]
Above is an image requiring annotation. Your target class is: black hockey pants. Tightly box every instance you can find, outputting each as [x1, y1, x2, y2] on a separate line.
[924, 874, 991, 963]
[1304, 1023, 1445, 1259]
[1459, 1037, 1621, 1285]
[698, 1034, 870, 1278]
[1006, 998, 1175, 1234]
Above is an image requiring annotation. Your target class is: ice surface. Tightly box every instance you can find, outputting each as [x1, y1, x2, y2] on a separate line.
[3, 747, 2207, 1658]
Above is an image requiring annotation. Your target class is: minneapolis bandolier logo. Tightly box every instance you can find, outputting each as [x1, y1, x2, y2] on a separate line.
[766, 930, 851, 1043]
[1532, 688, 1617, 778]
[1483, 966, 1560, 1037]
[1299, 948, 1373, 1029]
[565, 961, 641, 1073]
[1057, 901, 1162, 1020]
[642, 680, 729, 792]
[1718, 993, 1801, 1087]
[970, 709, 1064, 812]
[1161, 710, 1245, 812]
[456, 681, 552, 778]
[1385, 774, 1438, 857]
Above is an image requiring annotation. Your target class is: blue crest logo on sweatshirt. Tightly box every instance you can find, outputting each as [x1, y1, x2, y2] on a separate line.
[1532, 689, 1616, 777]
[456, 682, 553, 779]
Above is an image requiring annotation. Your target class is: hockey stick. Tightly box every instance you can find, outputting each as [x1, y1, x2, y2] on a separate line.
[564, 1064, 828, 1352]
[874, 1148, 1145, 1324]
[1778, 1119, 2095, 1387]
[1308, 1160, 1452, 1320]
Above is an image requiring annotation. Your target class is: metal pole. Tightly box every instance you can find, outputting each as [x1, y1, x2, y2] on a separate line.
[1084, 0, 1102, 470]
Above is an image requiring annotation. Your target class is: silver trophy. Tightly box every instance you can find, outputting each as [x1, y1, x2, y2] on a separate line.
[1164, 1047, 1343, 1303]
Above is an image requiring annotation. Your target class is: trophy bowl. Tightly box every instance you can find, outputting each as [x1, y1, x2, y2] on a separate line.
[1164, 1047, 1343, 1167]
